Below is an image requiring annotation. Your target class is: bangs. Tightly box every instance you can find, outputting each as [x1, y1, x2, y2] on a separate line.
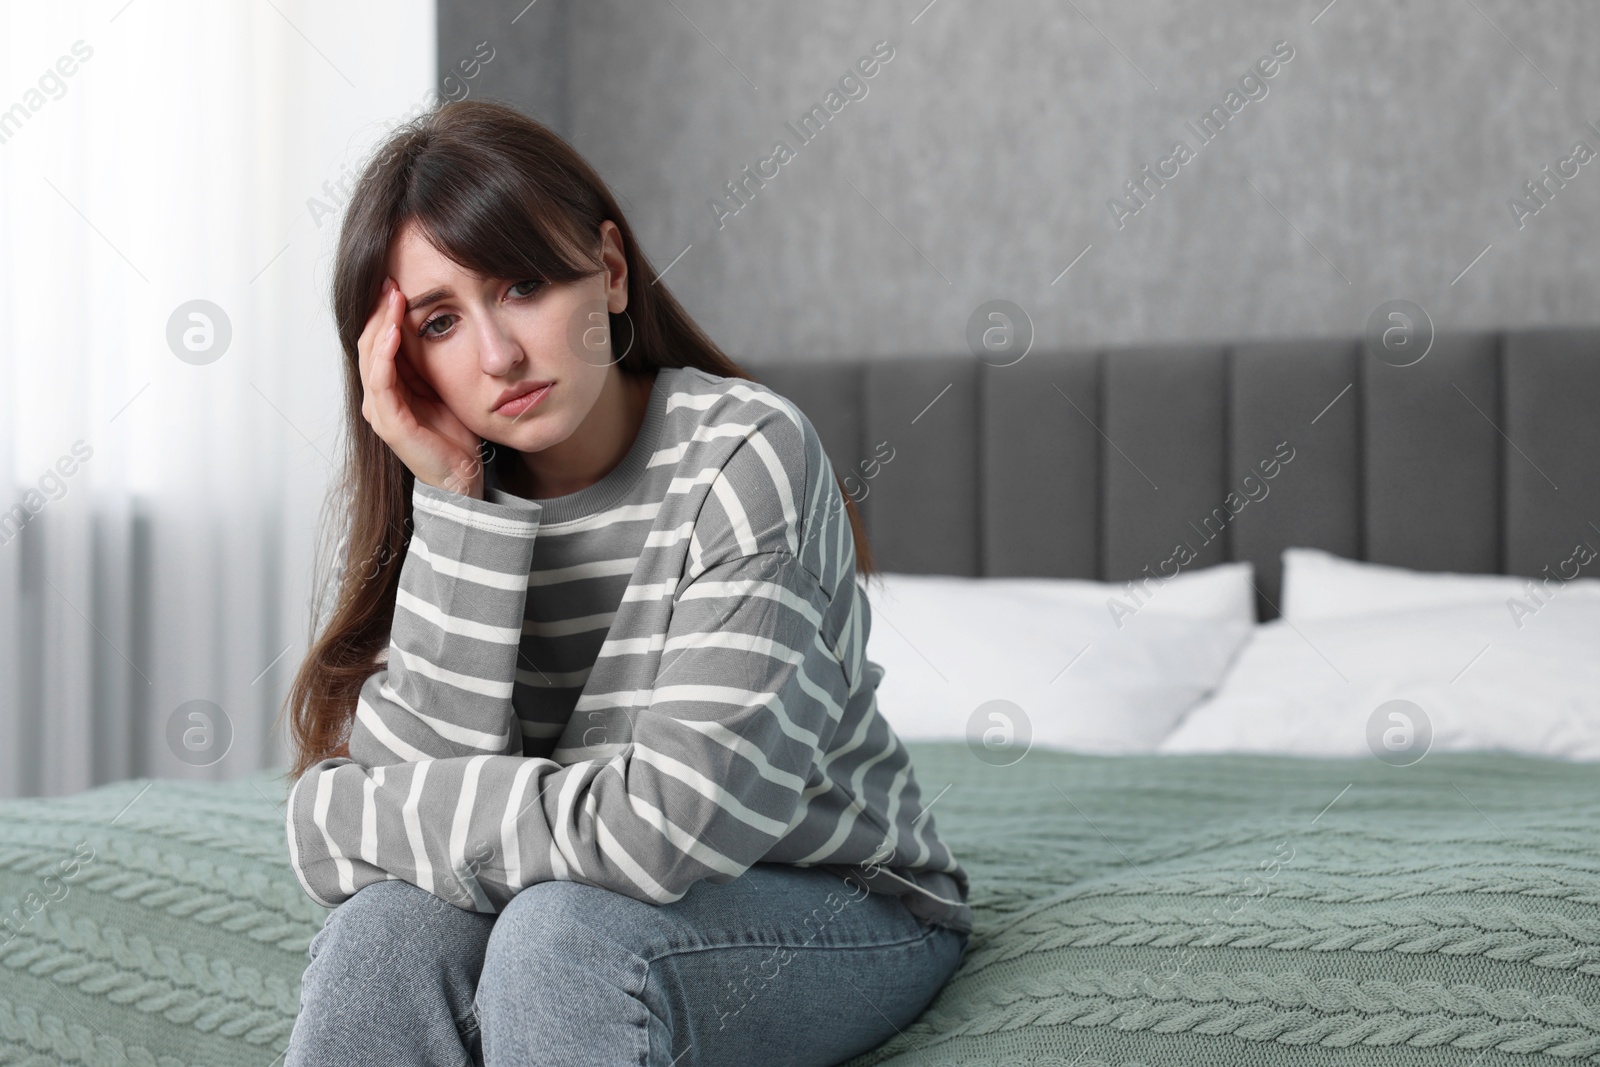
[398, 142, 601, 287]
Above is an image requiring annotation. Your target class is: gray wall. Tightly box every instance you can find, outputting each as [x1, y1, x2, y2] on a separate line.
[443, 0, 1600, 363]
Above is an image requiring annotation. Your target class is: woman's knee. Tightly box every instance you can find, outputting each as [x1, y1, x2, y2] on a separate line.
[309, 878, 494, 980]
[478, 879, 637, 979]
[474, 881, 661, 1062]
[291, 880, 494, 1066]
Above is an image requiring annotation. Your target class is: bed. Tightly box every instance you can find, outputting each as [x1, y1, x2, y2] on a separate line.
[3, 327, 1598, 1065]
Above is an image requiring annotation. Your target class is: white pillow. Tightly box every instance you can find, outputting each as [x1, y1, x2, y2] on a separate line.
[860, 562, 1256, 755]
[1158, 595, 1600, 760]
[1281, 546, 1600, 622]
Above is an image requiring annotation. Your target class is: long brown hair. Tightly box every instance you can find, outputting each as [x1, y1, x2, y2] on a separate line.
[277, 99, 874, 783]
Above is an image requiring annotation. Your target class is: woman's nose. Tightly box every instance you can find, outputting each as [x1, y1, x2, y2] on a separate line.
[477, 316, 524, 374]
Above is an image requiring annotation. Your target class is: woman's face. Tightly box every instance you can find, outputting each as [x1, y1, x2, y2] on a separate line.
[382, 218, 628, 455]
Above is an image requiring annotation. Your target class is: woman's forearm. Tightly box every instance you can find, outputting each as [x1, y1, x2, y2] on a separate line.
[346, 478, 543, 767]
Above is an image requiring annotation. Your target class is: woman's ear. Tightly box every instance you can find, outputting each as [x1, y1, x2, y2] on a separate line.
[599, 220, 629, 314]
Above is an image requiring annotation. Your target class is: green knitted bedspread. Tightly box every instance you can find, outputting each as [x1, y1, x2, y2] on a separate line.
[2, 745, 1597, 1066]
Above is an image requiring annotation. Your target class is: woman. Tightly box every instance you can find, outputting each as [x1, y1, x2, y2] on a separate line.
[278, 99, 971, 1067]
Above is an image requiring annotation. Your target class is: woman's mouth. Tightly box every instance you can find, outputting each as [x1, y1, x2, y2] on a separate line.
[494, 382, 553, 417]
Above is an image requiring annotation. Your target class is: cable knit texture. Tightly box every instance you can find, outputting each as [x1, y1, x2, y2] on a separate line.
[3, 746, 1597, 1065]
[837, 745, 1600, 1067]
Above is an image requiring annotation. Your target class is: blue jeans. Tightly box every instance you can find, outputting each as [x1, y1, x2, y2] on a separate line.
[284, 861, 968, 1066]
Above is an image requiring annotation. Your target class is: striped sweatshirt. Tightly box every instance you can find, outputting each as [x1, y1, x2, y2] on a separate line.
[285, 364, 973, 934]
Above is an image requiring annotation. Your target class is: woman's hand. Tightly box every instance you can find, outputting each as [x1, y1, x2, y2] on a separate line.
[358, 276, 487, 499]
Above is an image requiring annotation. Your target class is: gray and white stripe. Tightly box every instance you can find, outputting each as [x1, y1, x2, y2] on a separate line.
[286, 365, 972, 934]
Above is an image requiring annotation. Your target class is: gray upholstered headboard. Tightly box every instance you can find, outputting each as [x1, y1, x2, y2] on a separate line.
[749, 328, 1600, 620]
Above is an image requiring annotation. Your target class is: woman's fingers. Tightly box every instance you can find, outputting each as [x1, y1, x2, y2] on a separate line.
[354, 276, 484, 496]
[399, 355, 480, 458]
[394, 345, 440, 402]
[371, 320, 416, 433]
[362, 282, 410, 425]
[388, 322, 471, 447]
[357, 279, 397, 377]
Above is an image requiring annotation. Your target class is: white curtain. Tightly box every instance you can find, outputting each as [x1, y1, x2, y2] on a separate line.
[0, 0, 435, 797]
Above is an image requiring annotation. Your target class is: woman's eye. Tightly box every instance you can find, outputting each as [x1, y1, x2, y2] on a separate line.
[417, 283, 539, 340]
[420, 314, 455, 338]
